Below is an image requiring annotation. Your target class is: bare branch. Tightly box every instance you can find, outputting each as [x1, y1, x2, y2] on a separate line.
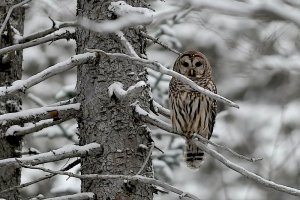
[140, 31, 181, 55]
[86, 49, 239, 108]
[0, 159, 80, 194]
[41, 193, 95, 200]
[0, 143, 100, 167]
[194, 135, 263, 162]
[0, 53, 96, 96]
[21, 164, 201, 200]
[0, 104, 80, 135]
[0, 0, 32, 39]
[137, 142, 154, 175]
[192, 136, 300, 197]
[0, 30, 74, 56]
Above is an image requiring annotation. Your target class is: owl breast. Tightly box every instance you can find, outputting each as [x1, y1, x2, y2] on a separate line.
[170, 91, 212, 139]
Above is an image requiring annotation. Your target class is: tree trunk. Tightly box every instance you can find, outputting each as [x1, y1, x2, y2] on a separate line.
[76, 0, 153, 199]
[0, 1, 24, 199]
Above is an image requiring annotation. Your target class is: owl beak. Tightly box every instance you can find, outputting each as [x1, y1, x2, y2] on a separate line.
[188, 69, 195, 77]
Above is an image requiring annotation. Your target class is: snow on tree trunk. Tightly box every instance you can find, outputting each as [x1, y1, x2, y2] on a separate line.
[76, 1, 154, 199]
[0, 1, 24, 199]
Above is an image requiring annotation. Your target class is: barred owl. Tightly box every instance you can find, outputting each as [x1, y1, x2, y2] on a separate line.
[169, 50, 217, 169]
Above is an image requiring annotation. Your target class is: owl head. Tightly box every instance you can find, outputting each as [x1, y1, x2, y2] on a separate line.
[173, 50, 212, 78]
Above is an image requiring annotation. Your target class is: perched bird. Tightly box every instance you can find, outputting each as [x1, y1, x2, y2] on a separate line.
[169, 50, 217, 169]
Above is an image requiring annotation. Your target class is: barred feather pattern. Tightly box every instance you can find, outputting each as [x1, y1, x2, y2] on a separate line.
[169, 51, 217, 169]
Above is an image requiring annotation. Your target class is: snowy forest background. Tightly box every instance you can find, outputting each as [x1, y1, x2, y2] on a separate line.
[19, 0, 300, 199]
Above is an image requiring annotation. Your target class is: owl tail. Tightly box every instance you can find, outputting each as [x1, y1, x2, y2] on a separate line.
[184, 140, 206, 169]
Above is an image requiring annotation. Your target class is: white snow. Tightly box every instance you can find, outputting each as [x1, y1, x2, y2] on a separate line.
[108, 81, 146, 99]
[109, 1, 154, 24]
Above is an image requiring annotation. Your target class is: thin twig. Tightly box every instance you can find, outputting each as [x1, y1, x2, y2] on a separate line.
[137, 142, 155, 175]
[194, 135, 262, 162]
[19, 20, 76, 43]
[86, 49, 239, 108]
[20, 164, 201, 200]
[0, 159, 80, 194]
[0, 30, 74, 56]
[0, 0, 31, 39]
[140, 31, 181, 55]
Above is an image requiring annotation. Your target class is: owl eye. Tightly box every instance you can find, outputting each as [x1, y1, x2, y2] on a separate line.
[182, 62, 189, 67]
[195, 62, 202, 67]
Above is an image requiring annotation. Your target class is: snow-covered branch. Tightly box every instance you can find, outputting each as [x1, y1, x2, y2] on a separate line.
[0, 143, 101, 167]
[78, 1, 153, 34]
[194, 135, 262, 162]
[132, 103, 261, 162]
[0, 30, 74, 56]
[48, 98, 76, 107]
[131, 101, 177, 134]
[87, 49, 239, 108]
[0, 104, 80, 134]
[21, 164, 201, 200]
[0, 53, 96, 96]
[6, 118, 70, 137]
[116, 31, 139, 57]
[27, 93, 74, 141]
[151, 100, 171, 118]
[42, 193, 95, 200]
[192, 137, 300, 197]
[131, 103, 300, 197]
[108, 81, 147, 100]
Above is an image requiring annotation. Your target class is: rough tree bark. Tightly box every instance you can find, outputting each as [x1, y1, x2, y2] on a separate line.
[0, 0, 24, 199]
[76, 0, 154, 199]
